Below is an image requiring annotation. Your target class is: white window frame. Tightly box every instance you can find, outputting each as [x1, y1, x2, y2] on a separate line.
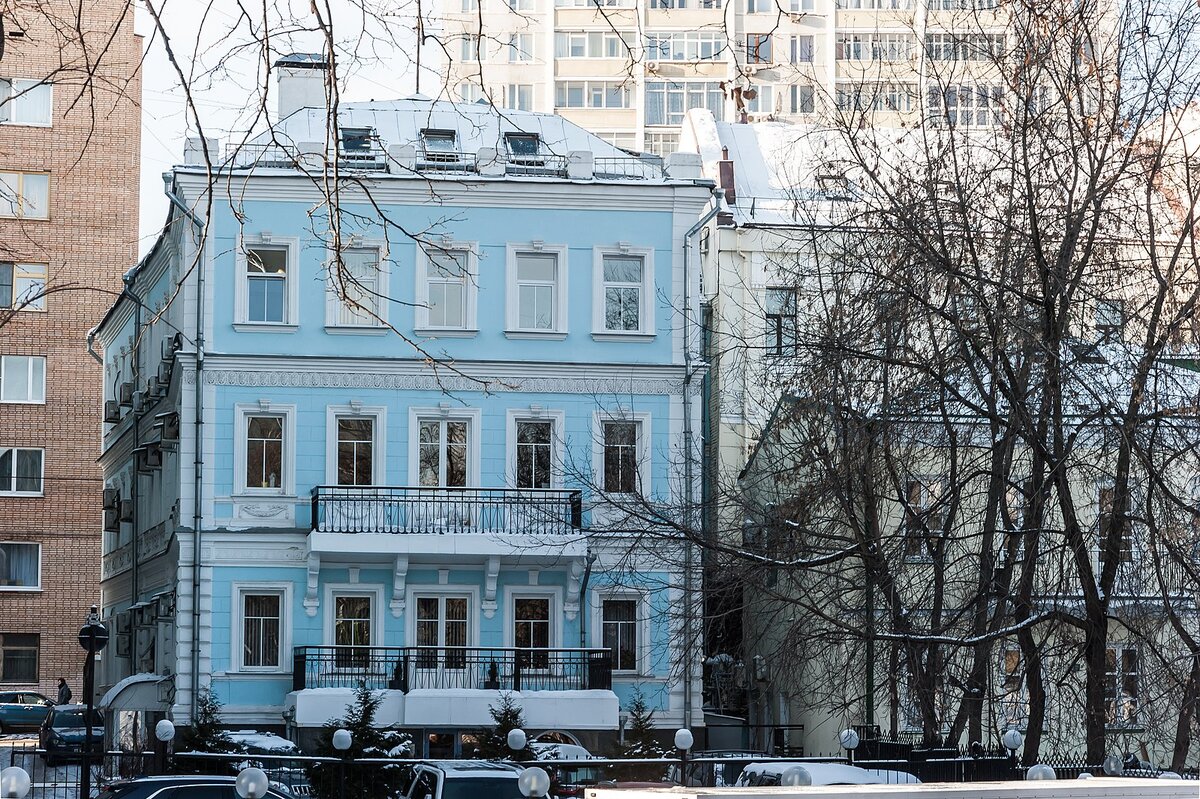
[592, 410, 652, 497]
[0, 542, 41, 592]
[324, 584, 386, 650]
[234, 234, 300, 331]
[231, 582, 292, 673]
[0, 172, 48, 220]
[508, 33, 534, 63]
[407, 407, 483, 486]
[592, 591, 646, 675]
[0, 355, 45, 404]
[407, 590, 479, 662]
[0, 447, 43, 496]
[414, 241, 479, 335]
[324, 238, 390, 331]
[505, 409, 566, 489]
[233, 402, 297, 497]
[0, 80, 52, 127]
[591, 246, 655, 340]
[324, 405, 388, 486]
[505, 243, 569, 339]
[502, 585, 563, 650]
[0, 263, 47, 312]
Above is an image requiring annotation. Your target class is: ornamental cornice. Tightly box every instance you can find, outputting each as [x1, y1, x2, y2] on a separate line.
[183, 368, 699, 396]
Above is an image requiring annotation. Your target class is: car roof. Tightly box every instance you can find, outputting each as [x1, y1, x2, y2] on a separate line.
[420, 761, 522, 777]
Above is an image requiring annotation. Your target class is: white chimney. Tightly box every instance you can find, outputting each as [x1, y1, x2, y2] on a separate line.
[275, 53, 328, 121]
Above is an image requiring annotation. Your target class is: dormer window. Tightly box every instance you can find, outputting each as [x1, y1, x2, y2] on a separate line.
[505, 133, 541, 158]
[421, 129, 459, 162]
[340, 127, 374, 153]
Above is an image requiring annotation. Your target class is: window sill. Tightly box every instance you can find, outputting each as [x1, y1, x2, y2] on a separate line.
[591, 331, 656, 343]
[222, 669, 289, 677]
[414, 327, 479, 339]
[232, 492, 296, 500]
[324, 325, 390, 336]
[0, 121, 52, 129]
[233, 323, 299, 333]
[504, 330, 568, 340]
[0, 586, 41, 593]
[0, 400, 46, 405]
[0, 492, 44, 499]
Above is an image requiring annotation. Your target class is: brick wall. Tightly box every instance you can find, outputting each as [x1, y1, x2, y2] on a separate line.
[0, 0, 141, 700]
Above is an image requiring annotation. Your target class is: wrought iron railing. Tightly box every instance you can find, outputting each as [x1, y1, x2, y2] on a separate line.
[292, 645, 612, 692]
[594, 156, 664, 180]
[310, 486, 583, 534]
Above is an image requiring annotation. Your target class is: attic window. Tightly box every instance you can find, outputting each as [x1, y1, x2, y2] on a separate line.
[421, 129, 458, 161]
[817, 172, 853, 201]
[340, 127, 374, 152]
[505, 133, 540, 157]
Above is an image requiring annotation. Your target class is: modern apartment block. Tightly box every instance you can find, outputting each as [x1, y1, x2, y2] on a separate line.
[0, 2, 141, 699]
[441, 0, 1008, 155]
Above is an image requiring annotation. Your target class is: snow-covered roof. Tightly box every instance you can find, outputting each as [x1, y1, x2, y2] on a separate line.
[228, 730, 299, 753]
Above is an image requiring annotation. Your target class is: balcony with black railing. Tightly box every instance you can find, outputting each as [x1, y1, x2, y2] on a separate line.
[310, 486, 584, 535]
[291, 645, 613, 693]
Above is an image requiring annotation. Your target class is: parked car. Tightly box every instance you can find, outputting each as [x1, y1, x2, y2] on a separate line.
[400, 761, 525, 799]
[666, 750, 767, 787]
[735, 761, 921, 786]
[97, 775, 297, 799]
[38, 704, 104, 765]
[0, 691, 53, 733]
[530, 742, 607, 797]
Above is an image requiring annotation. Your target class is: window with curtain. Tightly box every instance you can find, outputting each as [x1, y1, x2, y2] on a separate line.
[0, 448, 42, 494]
[0, 543, 38, 589]
[0, 634, 37, 683]
[241, 592, 281, 668]
[514, 597, 550, 668]
[333, 247, 382, 325]
[0, 80, 51, 126]
[602, 599, 638, 671]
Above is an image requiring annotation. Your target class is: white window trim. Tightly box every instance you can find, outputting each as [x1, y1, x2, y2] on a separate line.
[591, 410, 652, 497]
[505, 242, 570, 339]
[405, 586, 481, 648]
[591, 590, 647, 675]
[234, 233, 301, 331]
[324, 237, 391, 332]
[324, 583, 386, 649]
[505, 408, 566, 489]
[0, 542, 41, 592]
[0, 447, 43, 497]
[591, 245, 656, 340]
[407, 407, 483, 486]
[232, 402, 297, 497]
[231, 582, 293, 673]
[324, 405, 388, 485]
[502, 585, 564, 650]
[0, 355, 45, 404]
[414, 240, 480, 336]
[0, 81, 52, 128]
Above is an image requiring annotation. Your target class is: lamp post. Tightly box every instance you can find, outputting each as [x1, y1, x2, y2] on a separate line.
[1026, 764, 1057, 781]
[236, 767, 270, 799]
[507, 728, 528, 760]
[0, 767, 31, 799]
[518, 766, 551, 799]
[77, 606, 109, 799]
[154, 719, 175, 775]
[838, 728, 859, 766]
[332, 728, 352, 794]
[1102, 755, 1124, 777]
[674, 728, 693, 786]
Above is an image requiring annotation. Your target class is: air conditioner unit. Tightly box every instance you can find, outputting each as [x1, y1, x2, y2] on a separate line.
[161, 332, 183, 360]
[645, 61, 660, 72]
[157, 412, 181, 443]
[146, 377, 160, 398]
[137, 443, 163, 471]
[742, 64, 763, 76]
[103, 509, 120, 533]
[104, 400, 121, 423]
[132, 391, 145, 413]
[157, 360, 172, 384]
[103, 488, 120, 510]
[118, 382, 134, 407]
[156, 593, 175, 619]
[119, 499, 134, 522]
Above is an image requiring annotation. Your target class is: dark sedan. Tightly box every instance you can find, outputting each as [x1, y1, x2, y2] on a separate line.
[39, 704, 104, 765]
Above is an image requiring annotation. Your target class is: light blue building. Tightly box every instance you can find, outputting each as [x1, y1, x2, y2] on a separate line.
[93, 57, 715, 753]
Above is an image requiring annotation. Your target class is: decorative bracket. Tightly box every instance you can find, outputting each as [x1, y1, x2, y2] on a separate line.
[303, 552, 321, 617]
[564, 558, 584, 621]
[482, 556, 501, 618]
[390, 555, 409, 617]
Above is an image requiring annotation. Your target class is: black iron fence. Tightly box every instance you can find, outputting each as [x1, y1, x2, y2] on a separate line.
[310, 486, 583, 535]
[292, 645, 612, 692]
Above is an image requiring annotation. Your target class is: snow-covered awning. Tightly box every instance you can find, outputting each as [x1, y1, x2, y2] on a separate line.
[99, 673, 170, 712]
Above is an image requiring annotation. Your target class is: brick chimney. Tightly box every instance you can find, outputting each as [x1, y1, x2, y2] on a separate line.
[275, 53, 329, 121]
[717, 146, 736, 205]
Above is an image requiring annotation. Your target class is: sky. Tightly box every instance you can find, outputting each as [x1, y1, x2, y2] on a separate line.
[134, 0, 441, 255]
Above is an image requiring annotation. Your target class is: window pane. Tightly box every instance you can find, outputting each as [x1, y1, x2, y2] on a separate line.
[603, 422, 638, 493]
[14, 264, 45, 310]
[603, 257, 642, 284]
[0, 264, 11, 308]
[243, 593, 281, 668]
[516, 421, 552, 489]
[19, 174, 47, 219]
[337, 418, 374, 486]
[0, 634, 37, 683]
[517, 254, 557, 282]
[446, 421, 468, 487]
[0, 544, 38, 588]
[246, 416, 283, 489]
[14, 450, 40, 493]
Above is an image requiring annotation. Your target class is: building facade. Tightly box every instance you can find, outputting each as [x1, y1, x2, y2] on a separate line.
[94, 72, 714, 752]
[0, 1, 140, 699]
[440, 0, 1010, 155]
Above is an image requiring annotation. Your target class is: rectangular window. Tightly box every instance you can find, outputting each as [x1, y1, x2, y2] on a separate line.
[836, 35, 864, 61]
[746, 34, 772, 63]
[506, 133, 541, 158]
[927, 85, 1004, 127]
[245, 416, 284, 490]
[507, 84, 533, 111]
[0, 264, 46, 311]
[644, 131, 679, 157]
[333, 247, 381, 326]
[336, 417, 374, 486]
[515, 420, 553, 489]
[0, 635, 37, 683]
[0, 172, 48, 219]
[790, 35, 814, 64]
[514, 597, 550, 669]
[462, 0, 478, 10]
[0, 80, 51, 126]
[555, 81, 631, 109]
[333, 595, 372, 668]
[903, 476, 946, 558]
[645, 81, 724, 126]
[0, 448, 42, 495]
[509, 33, 534, 62]
[602, 599, 638, 671]
[0, 543, 39, 589]
[789, 0, 813, 8]
[0, 356, 44, 403]
[515, 253, 559, 330]
[424, 249, 469, 328]
[602, 255, 644, 332]
[602, 421, 639, 494]
[764, 288, 797, 356]
[1096, 483, 1133, 564]
[1105, 646, 1139, 726]
[416, 595, 469, 669]
[746, 85, 774, 114]
[421, 129, 458, 159]
[1095, 299, 1125, 340]
[645, 32, 724, 61]
[246, 247, 288, 324]
[241, 592, 282, 669]
[419, 419, 469, 487]
[791, 85, 815, 114]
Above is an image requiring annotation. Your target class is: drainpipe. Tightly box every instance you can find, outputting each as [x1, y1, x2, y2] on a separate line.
[128, 273, 143, 607]
[162, 172, 206, 722]
[681, 187, 723, 729]
[578, 552, 597, 648]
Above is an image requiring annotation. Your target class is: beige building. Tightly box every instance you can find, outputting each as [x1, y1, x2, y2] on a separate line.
[0, 2, 141, 701]
[440, 0, 1009, 155]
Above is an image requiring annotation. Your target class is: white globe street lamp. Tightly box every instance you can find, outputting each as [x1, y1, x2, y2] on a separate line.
[507, 728, 528, 753]
[1000, 728, 1023, 755]
[155, 719, 176, 742]
[235, 767, 270, 799]
[518, 766, 551, 799]
[838, 729, 860, 751]
[673, 729, 694, 752]
[780, 766, 812, 786]
[1026, 764, 1057, 780]
[332, 728, 353, 752]
[0, 767, 31, 799]
[1102, 755, 1124, 776]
